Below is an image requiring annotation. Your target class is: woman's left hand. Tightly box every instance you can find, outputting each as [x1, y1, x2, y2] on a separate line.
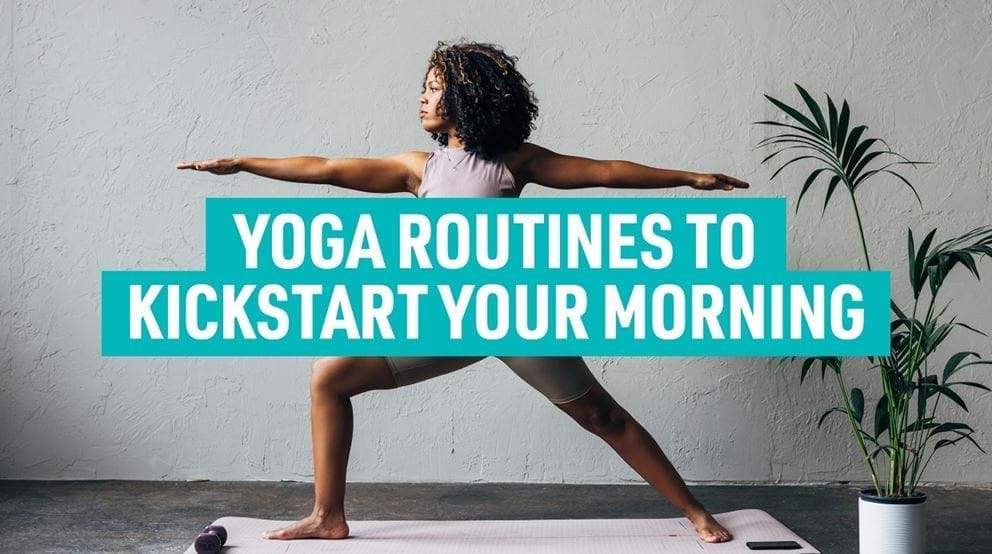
[689, 172, 750, 191]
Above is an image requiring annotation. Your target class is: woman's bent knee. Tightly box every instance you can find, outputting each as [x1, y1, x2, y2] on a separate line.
[310, 356, 349, 397]
[310, 356, 397, 398]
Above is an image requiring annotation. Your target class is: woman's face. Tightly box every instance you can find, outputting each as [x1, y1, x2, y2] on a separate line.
[419, 67, 452, 135]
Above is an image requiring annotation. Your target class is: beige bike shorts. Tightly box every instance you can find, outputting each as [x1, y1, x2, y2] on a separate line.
[384, 356, 596, 404]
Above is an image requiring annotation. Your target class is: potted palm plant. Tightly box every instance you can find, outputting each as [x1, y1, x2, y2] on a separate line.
[755, 84, 992, 554]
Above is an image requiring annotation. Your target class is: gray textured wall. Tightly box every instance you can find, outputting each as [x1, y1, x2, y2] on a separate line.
[3, 1, 991, 484]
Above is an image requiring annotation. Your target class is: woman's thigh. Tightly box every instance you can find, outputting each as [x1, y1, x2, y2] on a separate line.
[497, 356, 597, 404]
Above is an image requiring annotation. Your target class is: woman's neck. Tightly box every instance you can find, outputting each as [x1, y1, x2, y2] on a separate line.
[446, 134, 465, 150]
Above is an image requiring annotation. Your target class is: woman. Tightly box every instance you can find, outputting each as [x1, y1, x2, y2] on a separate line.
[177, 40, 748, 544]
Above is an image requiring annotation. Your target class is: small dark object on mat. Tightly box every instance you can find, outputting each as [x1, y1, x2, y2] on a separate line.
[194, 525, 228, 553]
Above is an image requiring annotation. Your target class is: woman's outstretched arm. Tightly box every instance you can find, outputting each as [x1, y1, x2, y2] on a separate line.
[175, 152, 427, 195]
[517, 143, 749, 192]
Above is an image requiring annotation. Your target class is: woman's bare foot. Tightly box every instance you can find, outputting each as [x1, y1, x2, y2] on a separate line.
[262, 512, 350, 540]
[685, 506, 733, 543]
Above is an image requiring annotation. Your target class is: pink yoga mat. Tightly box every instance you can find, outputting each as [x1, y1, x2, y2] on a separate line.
[184, 509, 818, 553]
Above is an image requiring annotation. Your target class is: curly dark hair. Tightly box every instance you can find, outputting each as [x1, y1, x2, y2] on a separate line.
[424, 40, 540, 161]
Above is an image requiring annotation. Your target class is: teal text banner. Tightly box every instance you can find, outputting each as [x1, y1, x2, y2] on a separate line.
[102, 197, 890, 357]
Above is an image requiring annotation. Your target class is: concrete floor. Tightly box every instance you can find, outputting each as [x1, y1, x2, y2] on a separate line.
[0, 481, 989, 553]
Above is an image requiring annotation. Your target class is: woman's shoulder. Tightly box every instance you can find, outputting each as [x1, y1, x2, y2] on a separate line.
[502, 142, 547, 181]
[393, 150, 433, 180]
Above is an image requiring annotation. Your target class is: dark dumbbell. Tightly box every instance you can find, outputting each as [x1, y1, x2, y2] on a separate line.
[194, 525, 228, 553]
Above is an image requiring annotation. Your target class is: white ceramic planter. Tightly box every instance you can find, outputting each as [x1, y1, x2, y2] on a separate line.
[858, 489, 927, 554]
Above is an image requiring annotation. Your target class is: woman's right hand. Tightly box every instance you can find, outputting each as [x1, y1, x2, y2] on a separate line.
[175, 158, 241, 175]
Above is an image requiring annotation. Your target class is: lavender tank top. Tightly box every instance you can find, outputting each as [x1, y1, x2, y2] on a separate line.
[417, 145, 520, 198]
